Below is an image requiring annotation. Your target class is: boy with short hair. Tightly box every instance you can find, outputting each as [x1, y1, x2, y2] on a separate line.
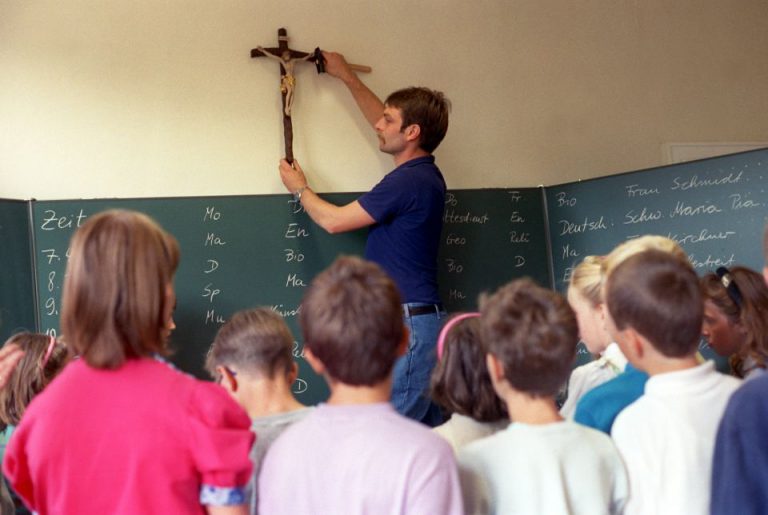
[206, 307, 311, 514]
[606, 250, 740, 515]
[258, 256, 462, 514]
[458, 278, 628, 515]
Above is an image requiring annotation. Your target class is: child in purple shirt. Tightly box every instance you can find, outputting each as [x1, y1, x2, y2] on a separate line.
[258, 256, 463, 514]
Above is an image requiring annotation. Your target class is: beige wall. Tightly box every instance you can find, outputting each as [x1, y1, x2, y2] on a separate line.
[1, 0, 767, 199]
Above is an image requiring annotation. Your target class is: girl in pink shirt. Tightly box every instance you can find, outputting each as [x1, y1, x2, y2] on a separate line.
[4, 210, 253, 515]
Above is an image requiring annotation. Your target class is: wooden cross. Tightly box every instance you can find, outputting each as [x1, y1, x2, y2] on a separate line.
[251, 28, 317, 164]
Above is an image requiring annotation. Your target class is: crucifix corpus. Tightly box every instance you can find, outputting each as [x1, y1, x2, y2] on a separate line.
[251, 28, 372, 164]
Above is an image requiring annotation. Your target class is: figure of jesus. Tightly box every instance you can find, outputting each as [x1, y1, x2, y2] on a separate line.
[256, 46, 312, 116]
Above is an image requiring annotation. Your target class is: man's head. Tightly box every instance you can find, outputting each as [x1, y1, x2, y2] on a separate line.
[606, 249, 703, 360]
[480, 278, 578, 399]
[299, 255, 405, 386]
[382, 87, 450, 154]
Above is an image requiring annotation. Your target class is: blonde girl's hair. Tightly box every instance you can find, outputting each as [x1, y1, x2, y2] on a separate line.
[568, 255, 605, 307]
[603, 235, 689, 279]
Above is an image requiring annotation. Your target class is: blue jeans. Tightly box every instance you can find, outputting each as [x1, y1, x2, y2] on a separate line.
[391, 304, 446, 426]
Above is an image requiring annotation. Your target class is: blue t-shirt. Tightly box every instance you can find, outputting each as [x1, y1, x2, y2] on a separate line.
[358, 156, 446, 303]
[711, 375, 768, 515]
[573, 364, 649, 434]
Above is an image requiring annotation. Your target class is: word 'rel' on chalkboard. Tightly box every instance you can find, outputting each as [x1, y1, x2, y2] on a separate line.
[0, 199, 36, 343]
[29, 189, 546, 405]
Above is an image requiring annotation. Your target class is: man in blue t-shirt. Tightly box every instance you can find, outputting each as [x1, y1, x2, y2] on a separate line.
[278, 50, 451, 426]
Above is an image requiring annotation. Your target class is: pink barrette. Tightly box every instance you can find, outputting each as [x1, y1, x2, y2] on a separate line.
[437, 312, 481, 360]
[41, 335, 56, 368]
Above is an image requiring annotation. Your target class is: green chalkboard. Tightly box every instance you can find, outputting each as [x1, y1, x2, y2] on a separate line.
[438, 188, 550, 310]
[546, 147, 768, 366]
[0, 200, 36, 343]
[29, 188, 548, 405]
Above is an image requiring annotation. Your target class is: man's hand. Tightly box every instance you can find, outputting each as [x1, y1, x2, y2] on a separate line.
[279, 159, 308, 194]
[321, 51, 357, 85]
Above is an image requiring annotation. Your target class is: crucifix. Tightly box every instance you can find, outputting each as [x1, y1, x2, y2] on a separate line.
[251, 28, 371, 164]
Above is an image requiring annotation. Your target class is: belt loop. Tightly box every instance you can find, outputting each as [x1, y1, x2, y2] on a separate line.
[402, 304, 412, 318]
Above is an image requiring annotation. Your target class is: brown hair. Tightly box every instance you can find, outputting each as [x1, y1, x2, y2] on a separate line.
[206, 308, 295, 379]
[385, 87, 450, 153]
[700, 266, 768, 376]
[607, 249, 702, 357]
[61, 210, 180, 369]
[299, 255, 403, 386]
[430, 315, 507, 422]
[480, 278, 578, 398]
[568, 255, 604, 306]
[0, 333, 69, 428]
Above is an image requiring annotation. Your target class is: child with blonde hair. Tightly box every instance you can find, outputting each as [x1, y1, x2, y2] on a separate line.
[560, 255, 626, 417]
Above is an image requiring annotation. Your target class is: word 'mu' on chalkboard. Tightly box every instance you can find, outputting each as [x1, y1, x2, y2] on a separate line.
[28, 189, 546, 405]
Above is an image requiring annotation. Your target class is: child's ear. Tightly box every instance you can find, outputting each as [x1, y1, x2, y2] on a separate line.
[486, 353, 504, 382]
[287, 361, 299, 384]
[396, 326, 410, 358]
[217, 366, 238, 393]
[622, 328, 646, 362]
[303, 348, 325, 375]
[763, 266, 768, 287]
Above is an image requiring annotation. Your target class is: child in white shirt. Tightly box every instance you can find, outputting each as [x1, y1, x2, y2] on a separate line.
[606, 249, 741, 515]
[458, 278, 628, 515]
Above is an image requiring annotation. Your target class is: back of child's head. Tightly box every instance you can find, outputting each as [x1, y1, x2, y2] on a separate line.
[700, 266, 768, 373]
[479, 278, 578, 398]
[606, 249, 702, 357]
[206, 307, 295, 379]
[430, 314, 507, 422]
[568, 255, 604, 306]
[0, 333, 69, 428]
[602, 235, 687, 280]
[299, 255, 403, 386]
[61, 209, 180, 369]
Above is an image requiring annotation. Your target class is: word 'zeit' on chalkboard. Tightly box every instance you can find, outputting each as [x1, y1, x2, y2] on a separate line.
[438, 188, 550, 312]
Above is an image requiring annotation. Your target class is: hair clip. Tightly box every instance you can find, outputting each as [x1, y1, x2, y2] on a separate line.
[437, 312, 481, 360]
[41, 335, 56, 368]
[716, 267, 743, 308]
